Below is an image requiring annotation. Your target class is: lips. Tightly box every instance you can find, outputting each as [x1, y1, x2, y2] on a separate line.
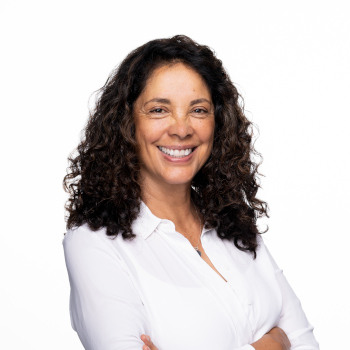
[158, 146, 195, 158]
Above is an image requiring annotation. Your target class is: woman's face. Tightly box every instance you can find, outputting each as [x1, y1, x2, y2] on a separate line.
[133, 62, 215, 188]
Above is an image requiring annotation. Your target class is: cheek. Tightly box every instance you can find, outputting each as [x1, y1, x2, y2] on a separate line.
[135, 126, 153, 147]
[135, 120, 167, 146]
[200, 121, 215, 144]
[203, 123, 215, 156]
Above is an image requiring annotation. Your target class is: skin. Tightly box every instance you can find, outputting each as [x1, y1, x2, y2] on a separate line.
[251, 327, 291, 350]
[134, 62, 215, 192]
[134, 63, 291, 350]
[133, 62, 215, 239]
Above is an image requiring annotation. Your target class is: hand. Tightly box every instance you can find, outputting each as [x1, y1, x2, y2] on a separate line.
[140, 334, 159, 350]
[251, 327, 291, 350]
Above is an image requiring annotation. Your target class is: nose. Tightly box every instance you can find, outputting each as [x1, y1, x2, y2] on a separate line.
[168, 114, 194, 139]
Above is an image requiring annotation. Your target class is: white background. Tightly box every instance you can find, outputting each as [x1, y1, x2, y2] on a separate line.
[1, 0, 349, 349]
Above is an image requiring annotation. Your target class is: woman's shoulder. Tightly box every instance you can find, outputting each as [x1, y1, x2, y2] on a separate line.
[256, 234, 265, 251]
[64, 223, 105, 242]
[62, 223, 129, 274]
[255, 235, 281, 272]
[63, 223, 112, 256]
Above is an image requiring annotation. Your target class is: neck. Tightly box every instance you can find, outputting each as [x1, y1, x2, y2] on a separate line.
[140, 177, 197, 229]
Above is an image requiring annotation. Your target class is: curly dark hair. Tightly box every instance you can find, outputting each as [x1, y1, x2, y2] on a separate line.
[63, 34, 268, 257]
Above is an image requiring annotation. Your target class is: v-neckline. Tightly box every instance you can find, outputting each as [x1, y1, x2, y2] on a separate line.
[178, 229, 229, 284]
[197, 248, 228, 283]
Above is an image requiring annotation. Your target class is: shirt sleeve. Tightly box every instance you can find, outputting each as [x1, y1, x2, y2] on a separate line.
[63, 226, 151, 350]
[233, 346, 255, 350]
[264, 243, 320, 350]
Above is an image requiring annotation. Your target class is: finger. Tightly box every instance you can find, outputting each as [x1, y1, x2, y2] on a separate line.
[141, 334, 158, 350]
[141, 334, 151, 344]
[141, 334, 153, 349]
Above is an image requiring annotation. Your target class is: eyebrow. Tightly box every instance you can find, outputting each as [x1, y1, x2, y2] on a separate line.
[144, 98, 212, 106]
[189, 98, 212, 106]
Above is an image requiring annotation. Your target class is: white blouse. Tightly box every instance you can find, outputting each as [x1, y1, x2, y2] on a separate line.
[63, 202, 319, 350]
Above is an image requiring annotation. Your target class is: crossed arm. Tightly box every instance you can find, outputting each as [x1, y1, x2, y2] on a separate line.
[141, 327, 291, 350]
[140, 245, 319, 350]
[63, 227, 319, 350]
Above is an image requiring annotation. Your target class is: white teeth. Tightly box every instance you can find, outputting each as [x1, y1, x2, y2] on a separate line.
[158, 147, 194, 158]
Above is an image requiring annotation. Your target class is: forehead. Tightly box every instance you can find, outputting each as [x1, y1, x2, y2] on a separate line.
[140, 63, 211, 100]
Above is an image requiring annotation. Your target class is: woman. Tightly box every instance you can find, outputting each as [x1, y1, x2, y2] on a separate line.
[63, 35, 319, 350]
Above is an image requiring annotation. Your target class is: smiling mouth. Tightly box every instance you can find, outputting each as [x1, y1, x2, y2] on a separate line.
[158, 146, 195, 158]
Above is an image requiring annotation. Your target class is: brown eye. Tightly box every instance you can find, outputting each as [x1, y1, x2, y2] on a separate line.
[193, 108, 207, 114]
[150, 108, 165, 113]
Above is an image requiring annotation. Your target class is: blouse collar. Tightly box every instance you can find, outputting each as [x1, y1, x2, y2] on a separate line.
[132, 201, 212, 240]
[131, 201, 162, 239]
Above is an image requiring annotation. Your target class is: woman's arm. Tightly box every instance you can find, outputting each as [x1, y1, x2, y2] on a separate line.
[263, 243, 320, 349]
[251, 327, 291, 350]
[140, 238, 319, 350]
[63, 225, 151, 350]
[140, 328, 290, 350]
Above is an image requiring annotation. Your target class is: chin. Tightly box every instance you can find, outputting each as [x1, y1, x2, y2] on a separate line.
[160, 174, 194, 186]
[163, 178, 193, 186]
